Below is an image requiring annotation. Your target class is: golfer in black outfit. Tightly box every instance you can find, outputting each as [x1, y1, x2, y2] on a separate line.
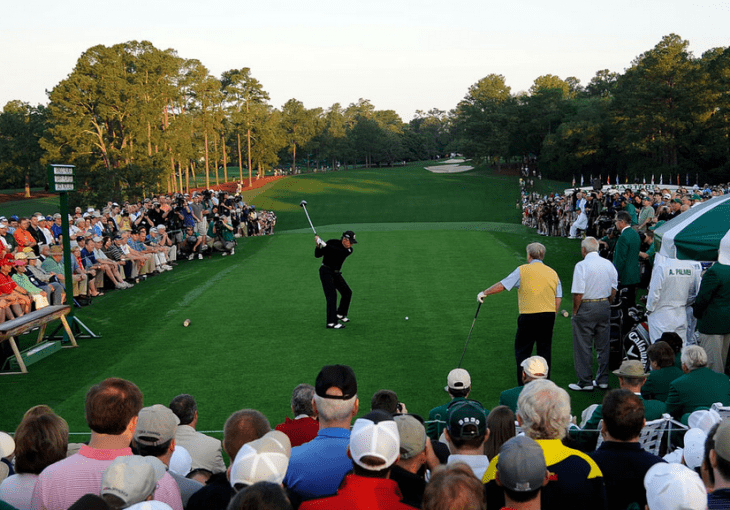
[315, 230, 357, 329]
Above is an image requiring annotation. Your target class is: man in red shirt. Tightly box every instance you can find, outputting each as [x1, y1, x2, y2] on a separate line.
[275, 384, 319, 447]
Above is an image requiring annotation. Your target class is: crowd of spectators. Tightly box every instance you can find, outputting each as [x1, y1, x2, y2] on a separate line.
[521, 183, 730, 244]
[0, 189, 276, 322]
[2, 357, 730, 510]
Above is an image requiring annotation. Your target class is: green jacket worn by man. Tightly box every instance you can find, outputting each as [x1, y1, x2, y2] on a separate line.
[694, 240, 730, 373]
[613, 219, 641, 286]
[665, 345, 730, 423]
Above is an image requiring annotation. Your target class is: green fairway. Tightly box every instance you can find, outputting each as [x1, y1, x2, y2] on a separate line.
[1, 163, 607, 440]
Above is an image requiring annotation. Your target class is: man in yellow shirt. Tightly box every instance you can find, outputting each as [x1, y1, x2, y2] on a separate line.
[479, 242, 562, 385]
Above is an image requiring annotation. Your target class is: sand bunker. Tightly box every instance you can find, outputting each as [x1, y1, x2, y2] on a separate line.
[425, 158, 474, 173]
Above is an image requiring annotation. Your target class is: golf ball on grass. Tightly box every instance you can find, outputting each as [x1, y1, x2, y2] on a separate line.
[405, 317, 409, 320]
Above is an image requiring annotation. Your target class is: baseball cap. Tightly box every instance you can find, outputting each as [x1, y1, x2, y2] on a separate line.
[342, 230, 358, 244]
[133, 404, 179, 446]
[445, 368, 471, 392]
[687, 409, 721, 433]
[0, 431, 15, 457]
[612, 360, 648, 378]
[169, 445, 192, 477]
[521, 356, 548, 379]
[497, 435, 546, 492]
[644, 463, 706, 510]
[683, 428, 707, 470]
[229, 430, 292, 487]
[101, 455, 166, 506]
[349, 410, 400, 470]
[713, 419, 730, 462]
[446, 399, 487, 440]
[394, 414, 426, 459]
[315, 364, 357, 400]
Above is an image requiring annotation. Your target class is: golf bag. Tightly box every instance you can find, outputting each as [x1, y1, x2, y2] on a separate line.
[622, 307, 651, 372]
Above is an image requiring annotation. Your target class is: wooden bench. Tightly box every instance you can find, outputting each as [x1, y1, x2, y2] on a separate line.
[0, 305, 77, 375]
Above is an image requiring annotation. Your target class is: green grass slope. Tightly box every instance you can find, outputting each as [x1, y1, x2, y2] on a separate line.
[1, 164, 609, 438]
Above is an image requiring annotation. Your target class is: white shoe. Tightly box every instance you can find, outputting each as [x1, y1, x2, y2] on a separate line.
[221, 252, 227, 257]
[230, 249, 235, 255]
[163, 265, 173, 271]
[198, 254, 203, 260]
[188, 254, 194, 260]
[326, 323, 345, 329]
[337, 314, 350, 323]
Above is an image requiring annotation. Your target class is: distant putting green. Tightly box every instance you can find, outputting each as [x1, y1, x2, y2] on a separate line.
[1, 164, 605, 438]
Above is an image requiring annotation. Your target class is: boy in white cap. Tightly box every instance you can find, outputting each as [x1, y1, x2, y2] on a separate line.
[299, 410, 412, 510]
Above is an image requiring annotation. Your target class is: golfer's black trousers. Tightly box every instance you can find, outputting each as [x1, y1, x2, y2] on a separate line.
[514, 312, 555, 385]
[319, 265, 352, 325]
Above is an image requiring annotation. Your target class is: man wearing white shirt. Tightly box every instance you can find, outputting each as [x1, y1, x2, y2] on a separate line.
[646, 255, 702, 345]
[569, 237, 619, 391]
[569, 191, 589, 239]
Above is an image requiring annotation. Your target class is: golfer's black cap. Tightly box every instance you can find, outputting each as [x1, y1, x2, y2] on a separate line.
[342, 231, 358, 244]
[315, 364, 357, 399]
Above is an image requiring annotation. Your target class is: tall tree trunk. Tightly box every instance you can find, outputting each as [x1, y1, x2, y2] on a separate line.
[222, 135, 228, 182]
[178, 160, 183, 193]
[204, 129, 210, 189]
[247, 127, 253, 187]
[148, 122, 152, 156]
[186, 163, 191, 192]
[237, 132, 244, 184]
[24, 172, 30, 198]
[213, 136, 219, 186]
[292, 144, 297, 174]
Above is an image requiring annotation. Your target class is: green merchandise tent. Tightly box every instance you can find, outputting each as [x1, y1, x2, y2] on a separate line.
[655, 194, 730, 261]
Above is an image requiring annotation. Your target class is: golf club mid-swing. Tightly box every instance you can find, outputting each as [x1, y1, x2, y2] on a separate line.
[458, 301, 482, 368]
[300, 200, 317, 235]
[300, 200, 326, 247]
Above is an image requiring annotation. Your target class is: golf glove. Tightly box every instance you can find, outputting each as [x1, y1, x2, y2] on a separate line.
[477, 292, 486, 303]
[317, 238, 327, 248]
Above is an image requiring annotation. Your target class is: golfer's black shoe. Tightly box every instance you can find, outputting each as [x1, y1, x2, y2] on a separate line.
[327, 323, 345, 329]
[337, 314, 350, 323]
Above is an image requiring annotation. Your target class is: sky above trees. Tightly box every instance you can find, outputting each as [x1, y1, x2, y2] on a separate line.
[1, 0, 728, 120]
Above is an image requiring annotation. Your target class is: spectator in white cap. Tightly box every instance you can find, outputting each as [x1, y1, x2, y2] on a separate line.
[299, 410, 413, 510]
[133, 404, 200, 508]
[427, 368, 471, 440]
[390, 414, 438, 508]
[499, 356, 548, 413]
[229, 431, 291, 490]
[100, 456, 169, 509]
[495, 435, 549, 510]
[187, 409, 270, 510]
[644, 462, 706, 510]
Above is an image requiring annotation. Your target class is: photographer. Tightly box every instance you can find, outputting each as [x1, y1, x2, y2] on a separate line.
[179, 225, 204, 260]
[208, 214, 236, 256]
